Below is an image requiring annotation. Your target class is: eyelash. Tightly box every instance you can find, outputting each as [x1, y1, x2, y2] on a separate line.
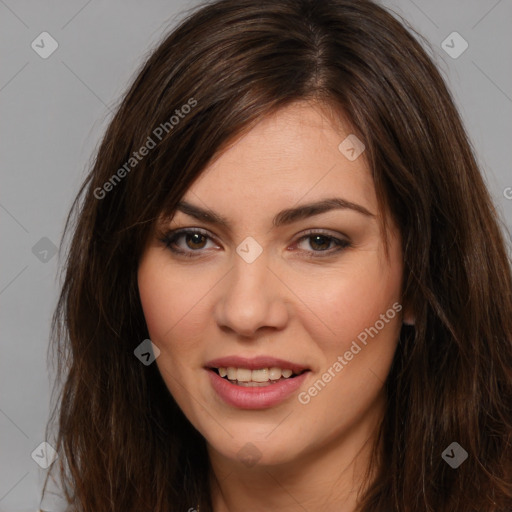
[157, 228, 351, 259]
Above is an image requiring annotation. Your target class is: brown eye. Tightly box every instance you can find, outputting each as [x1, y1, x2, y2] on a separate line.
[184, 232, 208, 250]
[294, 231, 351, 258]
[307, 235, 332, 251]
[159, 228, 217, 258]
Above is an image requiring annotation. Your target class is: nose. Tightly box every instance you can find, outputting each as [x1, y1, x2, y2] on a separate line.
[214, 251, 289, 338]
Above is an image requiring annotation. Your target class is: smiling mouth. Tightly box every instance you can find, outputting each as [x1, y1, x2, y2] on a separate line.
[209, 367, 308, 387]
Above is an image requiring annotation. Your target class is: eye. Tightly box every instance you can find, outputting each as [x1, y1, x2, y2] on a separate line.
[293, 230, 351, 258]
[157, 228, 351, 259]
[158, 228, 218, 258]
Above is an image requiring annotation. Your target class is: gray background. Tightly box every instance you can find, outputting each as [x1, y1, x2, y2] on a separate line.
[1, 1, 511, 510]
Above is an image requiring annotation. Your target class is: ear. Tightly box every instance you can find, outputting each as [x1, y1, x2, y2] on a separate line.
[402, 305, 415, 326]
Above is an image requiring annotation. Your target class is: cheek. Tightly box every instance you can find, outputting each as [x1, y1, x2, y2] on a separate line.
[138, 252, 201, 342]
[295, 251, 402, 349]
[138, 267, 173, 340]
[137, 251, 217, 371]
[138, 259, 188, 370]
[296, 267, 402, 431]
[137, 254, 200, 396]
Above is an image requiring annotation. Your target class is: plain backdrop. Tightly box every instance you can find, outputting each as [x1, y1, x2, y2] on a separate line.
[1, 0, 511, 510]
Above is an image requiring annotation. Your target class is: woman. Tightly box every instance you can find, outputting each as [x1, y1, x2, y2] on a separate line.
[42, 0, 512, 510]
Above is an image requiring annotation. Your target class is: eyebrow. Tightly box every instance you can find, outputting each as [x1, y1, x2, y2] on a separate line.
[170, 197, 375, 230]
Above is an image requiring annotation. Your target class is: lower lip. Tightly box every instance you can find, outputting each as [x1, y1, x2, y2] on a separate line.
[206, 368, 309, 409]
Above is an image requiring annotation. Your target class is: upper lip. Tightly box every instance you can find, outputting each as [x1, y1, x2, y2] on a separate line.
[205, 356, 309, 374]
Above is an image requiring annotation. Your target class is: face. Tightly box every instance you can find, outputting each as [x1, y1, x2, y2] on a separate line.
[138, 101, 405, 470]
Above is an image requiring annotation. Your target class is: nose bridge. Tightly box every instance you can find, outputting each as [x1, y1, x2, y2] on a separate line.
[215, 243, 286, 336]
[232, 246, 269, 292]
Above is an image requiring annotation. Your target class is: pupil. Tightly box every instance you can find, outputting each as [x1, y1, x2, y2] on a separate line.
[187, 233, 206, 249]
[311, 235, 329, 250]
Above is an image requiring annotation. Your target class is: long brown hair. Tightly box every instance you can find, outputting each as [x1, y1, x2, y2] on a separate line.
[42, 0, 512, 510]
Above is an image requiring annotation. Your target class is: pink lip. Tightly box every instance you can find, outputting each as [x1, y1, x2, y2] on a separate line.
[206, 368, 310, 409]
[204, 355, 308, 374]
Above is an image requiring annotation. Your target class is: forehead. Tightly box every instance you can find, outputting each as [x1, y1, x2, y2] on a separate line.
[184, 101, 377, 220]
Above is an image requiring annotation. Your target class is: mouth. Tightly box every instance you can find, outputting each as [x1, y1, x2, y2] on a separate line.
[208, 366, 308, 387]
[205, 356, 309, 386]
[204, 356, 310, 407]
[205, 359, 311, 409]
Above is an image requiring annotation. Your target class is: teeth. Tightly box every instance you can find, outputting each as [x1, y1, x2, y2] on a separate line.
[252, 368, 269, 382]
[269, 367, 282, 380]
[217, 366, 300, 383]
[236, 368, 252, 382]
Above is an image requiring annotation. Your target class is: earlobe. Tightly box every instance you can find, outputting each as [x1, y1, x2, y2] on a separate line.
[402, 307, 415, 326]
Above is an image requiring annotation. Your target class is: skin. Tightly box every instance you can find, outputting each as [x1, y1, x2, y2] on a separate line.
[138, 100, 411, 511]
